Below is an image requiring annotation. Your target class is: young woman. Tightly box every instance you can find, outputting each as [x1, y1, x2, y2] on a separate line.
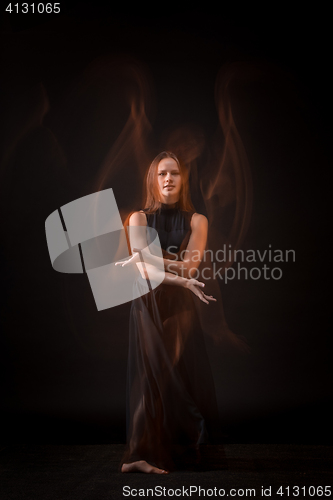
[116, 151, 219, 474]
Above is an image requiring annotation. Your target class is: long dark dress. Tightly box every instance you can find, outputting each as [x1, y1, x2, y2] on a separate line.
[121, 202, 219, 471]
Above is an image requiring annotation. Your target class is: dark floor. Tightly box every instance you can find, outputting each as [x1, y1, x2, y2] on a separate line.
[0, 444, 332, 499]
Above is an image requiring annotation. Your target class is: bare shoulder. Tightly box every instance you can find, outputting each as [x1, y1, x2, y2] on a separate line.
[190, 212, 208, 229]
[129, 210, 147, 226]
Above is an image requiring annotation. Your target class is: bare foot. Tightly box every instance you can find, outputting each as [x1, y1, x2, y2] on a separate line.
[121, 460, 169, 474]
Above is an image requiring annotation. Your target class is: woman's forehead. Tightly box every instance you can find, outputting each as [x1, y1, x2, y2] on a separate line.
[157, 158, 179, 170]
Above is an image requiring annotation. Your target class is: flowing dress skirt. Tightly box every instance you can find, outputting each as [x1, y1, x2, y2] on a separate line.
[121, 276, 220, 471]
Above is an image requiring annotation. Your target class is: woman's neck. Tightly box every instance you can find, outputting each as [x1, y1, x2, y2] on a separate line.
[160, 200, 179, 210]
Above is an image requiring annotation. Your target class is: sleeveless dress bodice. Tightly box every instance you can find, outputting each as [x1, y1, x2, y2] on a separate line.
[144, 202, 194, 256]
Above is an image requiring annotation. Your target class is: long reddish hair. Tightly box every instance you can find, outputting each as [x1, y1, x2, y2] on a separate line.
[142, 151, 194, 213]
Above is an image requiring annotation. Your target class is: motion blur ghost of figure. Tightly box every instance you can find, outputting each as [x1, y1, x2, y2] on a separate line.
[115, 151, 220, 473]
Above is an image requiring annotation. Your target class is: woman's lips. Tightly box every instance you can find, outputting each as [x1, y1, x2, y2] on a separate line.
[164, 186, 174, 189]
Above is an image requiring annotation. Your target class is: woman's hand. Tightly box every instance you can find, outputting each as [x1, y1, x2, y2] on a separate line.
[115, 252, 140, 267]
[185, 278, 217, 305]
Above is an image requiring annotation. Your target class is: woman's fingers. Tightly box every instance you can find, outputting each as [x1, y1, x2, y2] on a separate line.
[198, 293, 209, 304]
[204, 293, 217, 302]
[193, 287, 209, 304]
[193, 286, 217, 304]
[188, 280, 216, 305]
[115, 260, 128, 266]
[115, 252, 139, 267]
[189, 278, 205, 288]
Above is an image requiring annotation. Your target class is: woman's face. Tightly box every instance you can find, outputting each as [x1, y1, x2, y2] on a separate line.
[157, 158, 182, 204]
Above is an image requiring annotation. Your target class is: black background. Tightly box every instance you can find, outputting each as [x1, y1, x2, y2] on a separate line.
[0, 3, 331, 445]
